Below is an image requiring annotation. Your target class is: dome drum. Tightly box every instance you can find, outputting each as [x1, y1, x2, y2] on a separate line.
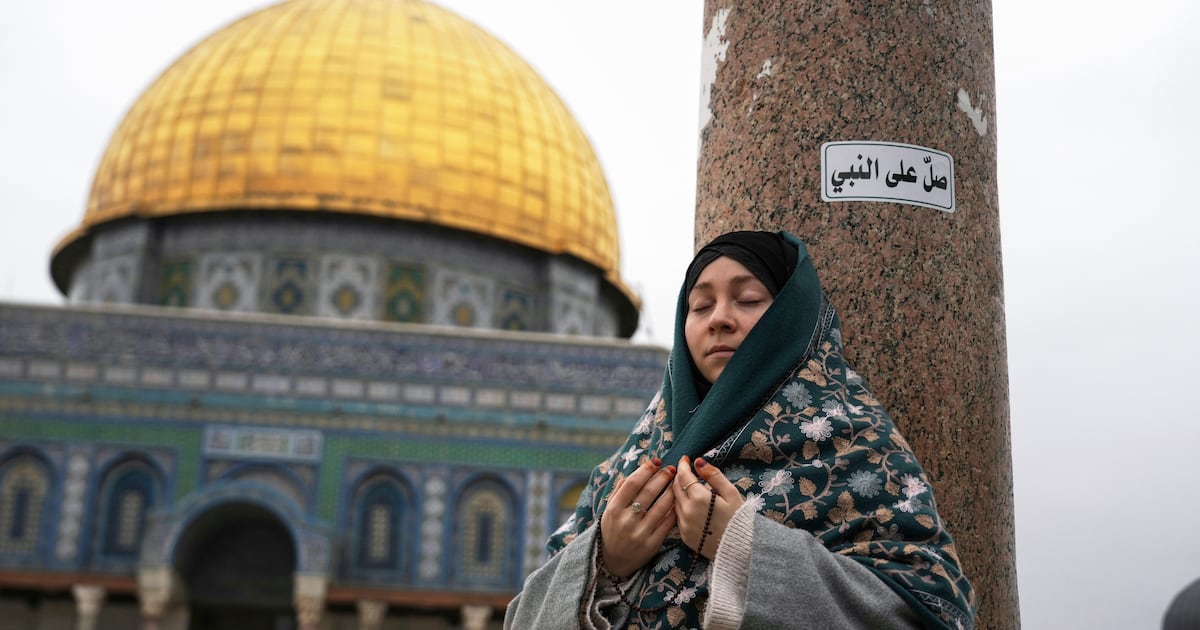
[57, 213, 635, 336]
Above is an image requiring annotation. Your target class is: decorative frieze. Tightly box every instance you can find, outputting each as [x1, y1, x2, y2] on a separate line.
[0, 304, 665, 390]
[195, 253, 262, 313]
[317, 255, 379, 320]
[431, 269, 493, 329]
[204, 426, 323, 462]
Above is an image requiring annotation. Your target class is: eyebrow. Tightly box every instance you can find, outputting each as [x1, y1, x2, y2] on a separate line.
[688, 274, 762, 294]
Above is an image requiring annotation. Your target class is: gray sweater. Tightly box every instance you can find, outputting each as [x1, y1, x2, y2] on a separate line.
[505, 501, 924, 629]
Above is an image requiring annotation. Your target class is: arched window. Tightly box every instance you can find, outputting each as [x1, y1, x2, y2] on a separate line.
[352, 476, 408, 575]
[101, 465, 156, 558]
[454, 480, 513, 584]
[0, 456, 50, 555]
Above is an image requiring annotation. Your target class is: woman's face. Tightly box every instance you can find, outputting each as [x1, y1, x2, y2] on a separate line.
[685, 255, 774, 384]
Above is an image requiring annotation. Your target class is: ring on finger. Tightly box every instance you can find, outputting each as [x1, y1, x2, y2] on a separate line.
[681, 480, 703, 494]
[630, 501, 643, 513]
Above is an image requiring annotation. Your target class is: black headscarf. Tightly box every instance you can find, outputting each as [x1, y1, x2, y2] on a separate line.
[683, 230, 799, 298]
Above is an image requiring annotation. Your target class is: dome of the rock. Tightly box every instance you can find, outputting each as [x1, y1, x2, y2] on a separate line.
[50, 0, 637, 335]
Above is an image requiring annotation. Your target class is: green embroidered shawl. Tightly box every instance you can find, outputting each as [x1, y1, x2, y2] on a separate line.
[548, 232, 975, 629]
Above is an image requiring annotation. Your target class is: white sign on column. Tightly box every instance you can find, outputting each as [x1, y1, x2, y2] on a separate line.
[820, 141, 955, 212]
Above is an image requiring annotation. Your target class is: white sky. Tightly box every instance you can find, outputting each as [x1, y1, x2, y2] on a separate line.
[3, 1, 1200, 627]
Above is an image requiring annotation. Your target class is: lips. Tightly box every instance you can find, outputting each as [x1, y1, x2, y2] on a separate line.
[707, 345, 736, 356]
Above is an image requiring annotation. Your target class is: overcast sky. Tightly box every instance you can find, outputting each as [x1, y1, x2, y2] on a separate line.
[3, 1, 1200, 628]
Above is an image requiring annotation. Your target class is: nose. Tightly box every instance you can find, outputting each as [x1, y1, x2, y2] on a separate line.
[708, 299, 735, 331]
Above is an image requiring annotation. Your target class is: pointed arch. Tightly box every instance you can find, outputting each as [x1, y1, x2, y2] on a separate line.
[451, 476, 518, 587]
[215, 461, 310, 515]
[347, 469, 415, 580]
[146, 480, 328, 575]
[94, 456, 164, 561]
[0, 451, 54, 557]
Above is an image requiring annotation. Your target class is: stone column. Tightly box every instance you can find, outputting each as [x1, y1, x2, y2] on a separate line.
[695, 2, 1016, 629]
[137, 566, 179, 630]
[461, 604, 492, 630]
[138, 597, 164, 630]
[356, 599, 387, 630]
[294, 573, 328, 630]
[71, 584, 105, 630]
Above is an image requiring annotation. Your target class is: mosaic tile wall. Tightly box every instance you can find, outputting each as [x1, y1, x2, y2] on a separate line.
[0, 302, 665, 593]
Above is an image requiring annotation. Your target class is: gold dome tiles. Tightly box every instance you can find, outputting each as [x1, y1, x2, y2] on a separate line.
[62, 0, 629, 302]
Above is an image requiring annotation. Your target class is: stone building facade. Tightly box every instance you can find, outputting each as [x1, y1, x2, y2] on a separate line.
[0, 303, 663, 628]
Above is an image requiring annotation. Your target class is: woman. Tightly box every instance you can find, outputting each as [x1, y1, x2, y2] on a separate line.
[506, 231, 975, 629]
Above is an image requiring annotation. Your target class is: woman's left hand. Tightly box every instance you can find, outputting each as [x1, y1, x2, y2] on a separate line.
[672, 456, 744, 560]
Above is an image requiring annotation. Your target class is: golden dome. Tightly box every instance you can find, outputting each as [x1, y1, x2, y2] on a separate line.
[57, 0, 632, 303]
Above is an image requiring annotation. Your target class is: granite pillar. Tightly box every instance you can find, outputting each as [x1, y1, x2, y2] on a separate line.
[695, 2, 1016, 628]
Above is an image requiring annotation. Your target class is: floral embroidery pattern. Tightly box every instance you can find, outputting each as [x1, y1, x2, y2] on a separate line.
[620, 446, 645, 465]
[848, 470, 883, 498]
[800, 417, 833, 441]
[758, 469, 794, 496]
[783, 381, 811, 408]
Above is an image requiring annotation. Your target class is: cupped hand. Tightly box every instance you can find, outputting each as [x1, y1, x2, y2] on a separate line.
[672, 456, 744, 560]
[599, 457, 678, 578]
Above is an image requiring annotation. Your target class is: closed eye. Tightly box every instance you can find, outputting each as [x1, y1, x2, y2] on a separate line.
[737, 293, 767, 305]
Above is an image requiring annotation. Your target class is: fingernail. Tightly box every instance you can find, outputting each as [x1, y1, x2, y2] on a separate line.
[695, 458, 708, 469]
[665, 465, 676, 474]
[651, 457, 662, 467]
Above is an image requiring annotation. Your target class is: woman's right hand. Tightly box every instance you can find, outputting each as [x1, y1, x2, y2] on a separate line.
[598, 457, 678, 579]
